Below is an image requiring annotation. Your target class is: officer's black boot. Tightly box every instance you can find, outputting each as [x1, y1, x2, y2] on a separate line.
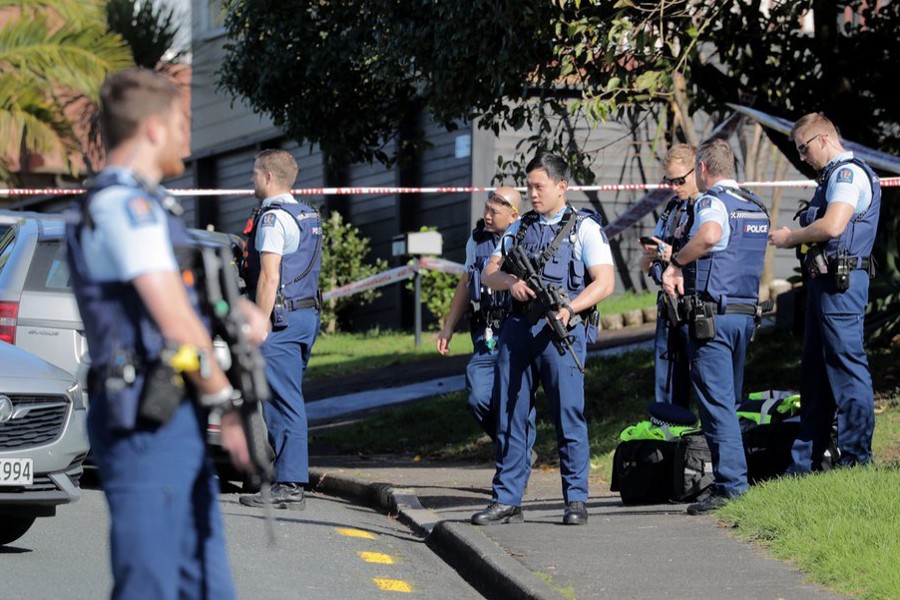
[239, 482, 306, 510]
[563, 501, 588, 525]
[471, 502, 524, 525]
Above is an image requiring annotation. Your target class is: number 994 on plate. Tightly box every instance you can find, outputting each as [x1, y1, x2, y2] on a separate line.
[0, 458, 33, 486]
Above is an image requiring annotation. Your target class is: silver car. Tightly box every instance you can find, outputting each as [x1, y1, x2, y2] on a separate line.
[0, 213, 89, 397]
[0, 341, 88, 546]
[0, 210, 244, 475]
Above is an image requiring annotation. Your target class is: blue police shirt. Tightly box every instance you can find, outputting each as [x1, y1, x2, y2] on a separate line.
[255, 194, 302, 255]
[492, 206, 613, 268]
[691, 181, 741, 254]
[80, 169, 178, 282]
[464, 236, 478, 270]
[824, 151, 873, 216]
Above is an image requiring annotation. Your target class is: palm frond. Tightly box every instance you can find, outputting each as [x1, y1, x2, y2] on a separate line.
[0, 0, 105, 29]
[107, 0, 186, 68]
[1, 15, 133, 99]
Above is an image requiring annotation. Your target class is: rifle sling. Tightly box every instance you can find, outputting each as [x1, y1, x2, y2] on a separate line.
[511, 205, 579, 271]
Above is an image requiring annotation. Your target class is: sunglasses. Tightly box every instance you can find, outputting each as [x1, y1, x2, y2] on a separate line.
[662, 168, 694, 186]
[488, 192, 513, 208]
[797, 134, 821, 156]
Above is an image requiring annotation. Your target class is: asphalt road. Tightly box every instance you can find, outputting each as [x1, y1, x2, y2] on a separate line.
[0, 483, 482, 600]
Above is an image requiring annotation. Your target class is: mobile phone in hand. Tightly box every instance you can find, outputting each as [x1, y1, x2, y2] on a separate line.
[639, 236, 656, 245]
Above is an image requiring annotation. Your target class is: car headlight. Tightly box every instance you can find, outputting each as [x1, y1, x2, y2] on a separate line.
[67, 381, 86, 411]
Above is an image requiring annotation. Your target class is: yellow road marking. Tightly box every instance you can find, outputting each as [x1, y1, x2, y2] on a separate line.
[336, 527, 376, 539]
[373, 578, 412, 593]
[358, 551, 394, 564]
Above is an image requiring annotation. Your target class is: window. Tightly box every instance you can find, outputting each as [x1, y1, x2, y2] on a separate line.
[25, 242, 71, 292]
[0, 228, 15, 276]
[200, 0, 227, 38]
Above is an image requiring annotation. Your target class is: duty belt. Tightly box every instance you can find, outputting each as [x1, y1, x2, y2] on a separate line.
[285, 296, 320, 311]
[713, 303, 758, 316]
[838, 255, 872, 271]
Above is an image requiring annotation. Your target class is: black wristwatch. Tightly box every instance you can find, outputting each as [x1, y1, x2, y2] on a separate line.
[670, 255, 685, 269]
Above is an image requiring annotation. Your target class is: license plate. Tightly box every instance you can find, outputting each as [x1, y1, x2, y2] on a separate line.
[0, 458, 33, 486]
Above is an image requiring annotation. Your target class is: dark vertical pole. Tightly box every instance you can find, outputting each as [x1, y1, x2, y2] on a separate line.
[195, 157, 219, 230]
[414, 269, 422, 347]
[398, 99, 425, 333]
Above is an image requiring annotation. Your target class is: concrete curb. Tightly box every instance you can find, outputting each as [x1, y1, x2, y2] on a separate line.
[309, 468, 565, 600]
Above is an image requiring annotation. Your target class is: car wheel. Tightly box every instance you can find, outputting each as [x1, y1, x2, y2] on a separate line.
[0, 516, 37, 546]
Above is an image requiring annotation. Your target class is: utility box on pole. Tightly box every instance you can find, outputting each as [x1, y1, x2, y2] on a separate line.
[392, 231, 443, 347]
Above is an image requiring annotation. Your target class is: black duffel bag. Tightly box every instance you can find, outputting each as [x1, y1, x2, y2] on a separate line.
[611, 432, 713, 505]
[611, 403, 713, 505]
[611, 439, 677, 505]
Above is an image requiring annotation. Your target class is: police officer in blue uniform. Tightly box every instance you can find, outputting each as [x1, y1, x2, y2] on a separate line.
[437, 187, 538, 454]
[472, 153, 615, 526]
[663, 138, 769, 514]
[66, 68, 260, 600]
[239, 149, 322, 509]
[640, 144, 700, 408]
[769, 113, 880, 472]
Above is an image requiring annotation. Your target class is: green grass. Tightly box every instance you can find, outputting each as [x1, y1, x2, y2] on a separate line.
[307, 291, 655, 381]
[310, 328, 900, 598]
[309, 343, 656, 467]
[534, 572, 576, 600]
[311, 390, 491, 459]
[311, 328, 900, 479]
[717, 465, 900, 599]
[310, 327, 900, 598]
[306, 330, 474, 380]
[598, 291, 658, 315]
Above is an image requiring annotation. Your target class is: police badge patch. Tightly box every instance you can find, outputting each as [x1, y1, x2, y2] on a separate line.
[260, 212, 277, 228]
[125, 197, 157, 227]
[836, 168, 854, 184]
[697, 197, 713, 211]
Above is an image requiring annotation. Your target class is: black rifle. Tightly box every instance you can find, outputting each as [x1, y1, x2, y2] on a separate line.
[502, 244, 585, 373]
[194, 242, 273, 490]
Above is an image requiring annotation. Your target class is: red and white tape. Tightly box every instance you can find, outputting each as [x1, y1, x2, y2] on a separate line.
[4, 177, 900, 197]
[322, 257, 465, 302]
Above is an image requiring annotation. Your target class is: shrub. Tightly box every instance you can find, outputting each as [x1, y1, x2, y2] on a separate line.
[319, 210, 387, 334]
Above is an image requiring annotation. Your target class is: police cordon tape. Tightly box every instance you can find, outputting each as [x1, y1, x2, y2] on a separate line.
[322, 257, 464, 302]
[3, 177, 900, 197]
[6, 178, 893, 302]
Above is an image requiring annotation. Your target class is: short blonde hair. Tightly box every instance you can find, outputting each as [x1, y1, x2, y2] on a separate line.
[790, 113, 840, 143]
[664, 144, 697, 170]
[255, 149, 299, 187]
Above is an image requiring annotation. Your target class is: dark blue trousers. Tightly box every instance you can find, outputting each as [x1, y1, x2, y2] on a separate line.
[263, 307, 319, 484]
[654, 302, 691, 407]
[688, 313, 754, 499]
[493, 315, 589, 507]
[466, 337, 536, 449]
[790, 272, 874, 472]
[88, 399, 235, 600]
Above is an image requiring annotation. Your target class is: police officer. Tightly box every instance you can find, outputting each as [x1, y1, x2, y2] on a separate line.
[662, 138, 769, 514]
[640, 144, 699, 408]
[769, 113, 880, 472]
[239, 149, 322, 510]
[66, 68, 260, 600]
[472, 153, 615, 526]
[436, 187, 537, 454]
